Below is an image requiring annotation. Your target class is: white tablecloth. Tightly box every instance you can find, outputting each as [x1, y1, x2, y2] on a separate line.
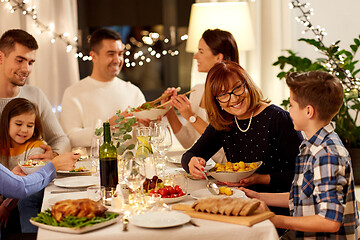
[36, 155, 279, 240]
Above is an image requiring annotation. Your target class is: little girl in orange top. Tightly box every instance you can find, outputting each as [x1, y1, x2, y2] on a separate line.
[0, 98, 46, 234]
[0, 98, 45, 169]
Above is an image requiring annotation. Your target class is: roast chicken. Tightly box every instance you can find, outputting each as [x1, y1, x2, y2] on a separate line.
[51, 199, 107, 222]
[192, 197, 260, 216]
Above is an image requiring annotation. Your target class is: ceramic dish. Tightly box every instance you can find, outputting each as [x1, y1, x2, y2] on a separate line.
[54, 176, 99, 188]
[130, 107, 170, 121]
[160, 194, 188, 204]
[30, 212, 120, 234]
[208, 161, 262, 183]
[130, 211, 190, 228]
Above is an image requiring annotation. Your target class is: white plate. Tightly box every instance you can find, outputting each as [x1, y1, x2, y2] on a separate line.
[160, 194, 188, 204]
[190, 188, 247, 200]
[48, 192, 88, 206]
[130, 211, 190, 228]
[167, 156, 181, 165]
[57, 170, 92, 176]
[54, 176, 99, 188]
[30, 212, 120, 234]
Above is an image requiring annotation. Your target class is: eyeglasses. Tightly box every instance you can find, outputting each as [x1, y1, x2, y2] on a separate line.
[216, 82, 246, 103]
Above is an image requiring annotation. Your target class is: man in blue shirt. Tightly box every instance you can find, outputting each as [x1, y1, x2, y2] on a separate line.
[0, 152, 79, 199]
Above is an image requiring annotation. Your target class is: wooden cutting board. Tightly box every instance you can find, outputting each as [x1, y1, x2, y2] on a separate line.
[172, 204, 274, 227]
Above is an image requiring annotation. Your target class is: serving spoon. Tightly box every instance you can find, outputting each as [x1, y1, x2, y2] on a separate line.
[201, 170, 219, 195]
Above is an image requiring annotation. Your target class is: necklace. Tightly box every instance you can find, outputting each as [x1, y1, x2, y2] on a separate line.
[234, 111, 254, 133]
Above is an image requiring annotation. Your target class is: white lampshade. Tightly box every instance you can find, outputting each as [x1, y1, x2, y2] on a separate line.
[186, 2, 255, 53]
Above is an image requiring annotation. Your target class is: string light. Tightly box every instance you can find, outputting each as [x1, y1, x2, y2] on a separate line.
[290, 0, 360, 92]
[1, 0, 91, 61]
[1, 0, 187, 67]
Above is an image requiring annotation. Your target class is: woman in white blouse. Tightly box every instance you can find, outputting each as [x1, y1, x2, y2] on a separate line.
[163, 29, 239, 163]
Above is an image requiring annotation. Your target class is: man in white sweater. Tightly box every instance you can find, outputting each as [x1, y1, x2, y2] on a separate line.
[0, 29, 70, 159]
[60, 28, 146, 148]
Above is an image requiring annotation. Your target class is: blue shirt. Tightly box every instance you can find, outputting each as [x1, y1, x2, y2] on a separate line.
[0, 162, 56, 199]
[289, 123, 359, 239]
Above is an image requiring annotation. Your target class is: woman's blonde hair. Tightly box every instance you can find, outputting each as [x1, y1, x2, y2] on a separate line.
[205, 61, 268, 131]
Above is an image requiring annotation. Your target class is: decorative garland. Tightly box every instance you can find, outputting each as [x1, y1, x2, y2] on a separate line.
[290, 0, 360, 92]
[0, 0, 187, 67]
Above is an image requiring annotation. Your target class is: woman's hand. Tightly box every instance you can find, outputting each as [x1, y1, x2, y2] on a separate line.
[188, 157, 206, 179]
[51, 152, 80, 171]
[170, 94, 194, 120]
[223, 173, 270, 187]
[161, 87, 178, 104]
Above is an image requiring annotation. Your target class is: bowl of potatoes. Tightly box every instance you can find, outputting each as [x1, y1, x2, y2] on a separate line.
[207, 161, 262, 183]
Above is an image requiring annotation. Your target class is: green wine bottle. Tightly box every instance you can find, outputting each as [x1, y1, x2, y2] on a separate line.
[99, 122, 118, 190]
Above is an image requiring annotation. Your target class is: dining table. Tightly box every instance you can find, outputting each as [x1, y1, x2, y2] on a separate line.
[36, 151, 279, 240]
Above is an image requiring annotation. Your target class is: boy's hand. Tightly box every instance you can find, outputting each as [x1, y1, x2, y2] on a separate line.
[238, 187, 261, 199]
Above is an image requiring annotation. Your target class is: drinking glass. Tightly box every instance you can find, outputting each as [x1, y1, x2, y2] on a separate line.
[90, 119, 103, 175]
[90, 135, 103, 175]
[123, 157, 146, 206]
[150, 122, 172, 175]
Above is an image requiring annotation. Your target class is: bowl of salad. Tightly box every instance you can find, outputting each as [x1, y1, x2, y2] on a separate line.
[19, 160, 46, 174]
[130, 104, 170, 121]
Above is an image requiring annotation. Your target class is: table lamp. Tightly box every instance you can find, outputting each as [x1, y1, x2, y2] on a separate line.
[186, 2, 255, 53]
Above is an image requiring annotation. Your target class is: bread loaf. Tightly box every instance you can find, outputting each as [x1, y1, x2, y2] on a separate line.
[191, 197, 260, 216]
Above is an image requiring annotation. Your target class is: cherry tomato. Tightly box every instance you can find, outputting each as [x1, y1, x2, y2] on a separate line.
[174, 185, 182, 193]
[170, 193, 178, 198]
[166, 186, 175, 195]
[178, 191, 185, 197]
[158, 188, 168, 197]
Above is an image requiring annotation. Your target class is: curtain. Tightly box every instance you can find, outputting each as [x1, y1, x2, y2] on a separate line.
[0, 0, 79, 114]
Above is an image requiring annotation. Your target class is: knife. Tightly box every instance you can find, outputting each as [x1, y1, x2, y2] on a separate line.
[51, 189, 87, 194]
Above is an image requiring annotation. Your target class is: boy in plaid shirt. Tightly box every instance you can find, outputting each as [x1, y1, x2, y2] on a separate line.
[241, 71, 359, 239]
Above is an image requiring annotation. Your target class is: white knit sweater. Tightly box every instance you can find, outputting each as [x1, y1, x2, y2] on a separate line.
[60, 76, 145, 148]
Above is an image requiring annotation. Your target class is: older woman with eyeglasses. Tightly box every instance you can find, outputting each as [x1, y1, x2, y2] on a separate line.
[181, 61, 302, 196]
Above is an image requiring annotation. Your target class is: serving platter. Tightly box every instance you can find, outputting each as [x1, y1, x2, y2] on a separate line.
[130, 211, 190, 228]
[30, 212, 121, 234]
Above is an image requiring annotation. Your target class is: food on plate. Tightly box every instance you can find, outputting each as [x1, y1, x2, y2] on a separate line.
[69, 166, 89, 172]
[192, 197, 260, 216]
[130, 103, 165, 112]
[215, 161, 258, 172]
[21, 159, 46, 167]
[143, 175, 164, 192]
[51, 199, 107, 222]
[152, 185, 186, 199]
[219, 186, 233, 196]
[31, 199, 119, 228]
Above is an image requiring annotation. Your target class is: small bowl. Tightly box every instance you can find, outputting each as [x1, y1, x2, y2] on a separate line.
[130, 107, 170, 121]
[208, 161, 262, 183]
[19, 163, 45, 175]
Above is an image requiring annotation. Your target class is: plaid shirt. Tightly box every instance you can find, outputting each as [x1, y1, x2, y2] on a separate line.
[289, 123, 359, 239]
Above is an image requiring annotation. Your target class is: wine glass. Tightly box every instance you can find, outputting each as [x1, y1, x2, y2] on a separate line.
[150, 122, 172, 176]
[123, 157, 146, 206]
